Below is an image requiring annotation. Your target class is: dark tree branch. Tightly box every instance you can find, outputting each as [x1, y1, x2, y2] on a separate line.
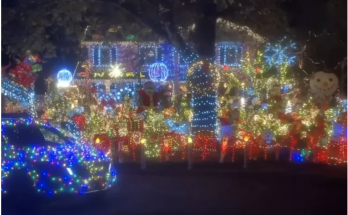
[107, 0, 198, 62]
[192, 0, 217, 58]
[99, 1, 169, 39]
[216, 4, 239, 18]
[161, 1, 198, 62]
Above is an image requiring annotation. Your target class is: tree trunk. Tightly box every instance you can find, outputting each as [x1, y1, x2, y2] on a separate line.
[194, 0, 217, 59]
[1, 94, 6, 113]
[190, 0, 218, 135]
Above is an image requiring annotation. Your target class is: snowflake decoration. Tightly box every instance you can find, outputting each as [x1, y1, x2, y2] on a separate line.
[264, 38, 296, 66]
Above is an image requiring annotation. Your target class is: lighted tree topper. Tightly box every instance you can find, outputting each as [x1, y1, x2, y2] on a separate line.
[57, 69, 73, 87]
[264, 37, 296, 66]
[148, 63, 169, 82]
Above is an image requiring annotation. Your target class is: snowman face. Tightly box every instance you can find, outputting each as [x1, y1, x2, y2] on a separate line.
[310, 71, 338, 96]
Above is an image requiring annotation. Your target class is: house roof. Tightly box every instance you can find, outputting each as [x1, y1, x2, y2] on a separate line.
[81, 18, 266, 45]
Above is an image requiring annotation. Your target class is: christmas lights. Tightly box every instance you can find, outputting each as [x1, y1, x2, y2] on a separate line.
[1, 118, 116, 195]
[188, 61, 220, 136]
[148, 63, 169, 82]
[264, 37, 296, 66]
[1, 78, 34, 110]
[216, 42, 243, 67]
[30, 29, 346, 164]
[57, 69, 73, 88]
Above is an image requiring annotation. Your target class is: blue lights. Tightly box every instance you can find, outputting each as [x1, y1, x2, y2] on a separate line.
[1, 118, 116, 195]
[57, 69, 73, 87]
[91, 45, 117, 68]
[110, 84, 134, 102]
[342, 100, 347, 112]
[282, 86, 291, 93]
[216, 42, 243, 67]
[291, 149, 306, 162]
[1, 78, 34, 109]
[165, 119, 188, 134]
[188, 62, 219, 135]
[148, 63, 169, 82]
[264, 38, 296, 66]
[86, 42, 246, 82]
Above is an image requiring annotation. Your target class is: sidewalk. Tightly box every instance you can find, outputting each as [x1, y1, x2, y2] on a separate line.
[114, 161, 347, 179]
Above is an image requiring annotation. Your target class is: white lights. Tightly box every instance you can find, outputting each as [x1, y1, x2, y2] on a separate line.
[109, 63, 124, 78]
[148, 63, 169, 82]
[216, 42, 243, 67]
[240, 97, 246, 109]
[285, 100, 292, 114]
[66, 167, 73, 176]
[57, 69, 73, 88]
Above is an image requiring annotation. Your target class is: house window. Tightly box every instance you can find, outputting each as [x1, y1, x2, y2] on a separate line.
[139, 45, 163, 66]
[110, 46, 117, 65]
[217, 43, 243, 67]
[92, 46, 115, 67]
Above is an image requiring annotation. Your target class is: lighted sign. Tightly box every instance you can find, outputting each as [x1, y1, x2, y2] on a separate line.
[86, 71, 147, 79]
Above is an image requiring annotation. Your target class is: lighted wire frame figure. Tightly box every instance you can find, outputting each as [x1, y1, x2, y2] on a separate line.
[264, 37, 297, 66]
[148, 63, 169, 82]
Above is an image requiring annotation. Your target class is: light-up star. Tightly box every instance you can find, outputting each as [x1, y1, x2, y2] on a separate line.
[264, 38, 296, 66]
[109, 64, 124, 78]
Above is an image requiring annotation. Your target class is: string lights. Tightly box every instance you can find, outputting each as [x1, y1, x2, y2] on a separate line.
[4, 21, 346, 165]
[188, 61, 220, 137]
[1, 118, 116, 195]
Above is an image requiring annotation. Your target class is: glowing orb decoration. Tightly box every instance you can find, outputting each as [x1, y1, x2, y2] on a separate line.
[57, 69, 73, 87]
[148, 63, 169, 82]
[109, 64, 124, 78]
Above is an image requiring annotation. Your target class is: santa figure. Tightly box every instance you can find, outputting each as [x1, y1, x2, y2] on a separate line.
[137, 81, 159, 112]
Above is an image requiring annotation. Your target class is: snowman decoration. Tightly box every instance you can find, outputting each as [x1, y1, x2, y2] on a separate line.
[309, 71, 338, 107]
